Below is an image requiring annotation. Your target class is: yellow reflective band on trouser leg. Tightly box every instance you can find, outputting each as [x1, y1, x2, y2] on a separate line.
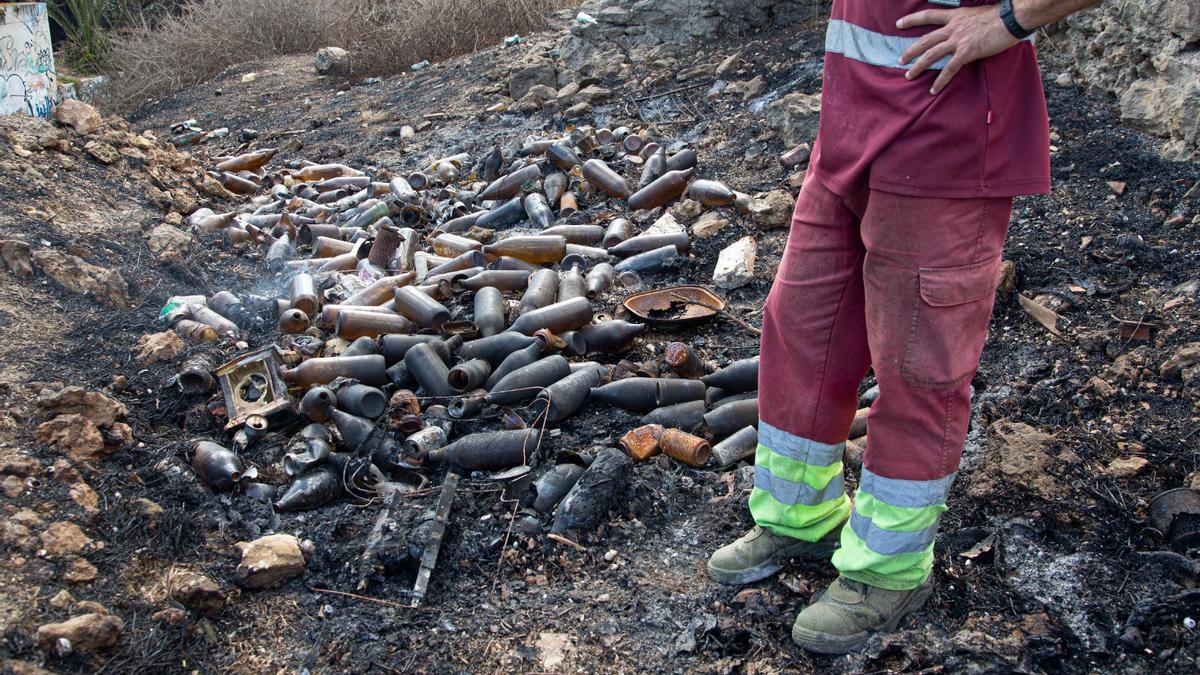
[749, 422, 850, 542]
[832, 468, 957, 590]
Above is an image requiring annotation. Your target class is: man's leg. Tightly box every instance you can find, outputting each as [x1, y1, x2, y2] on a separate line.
[708, 175, 872, 585]
[792, 191, 1012, 653]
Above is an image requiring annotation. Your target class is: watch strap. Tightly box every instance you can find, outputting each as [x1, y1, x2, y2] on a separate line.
[999, 0, 1035, 40]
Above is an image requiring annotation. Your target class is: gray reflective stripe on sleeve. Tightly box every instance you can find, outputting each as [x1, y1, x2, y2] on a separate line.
[825, 19, 1034, 72]
[858, 467, 956, 509]
[758, 421, 844, 467]
[754, 465, 846, 506]
[850, 510, 940, 555]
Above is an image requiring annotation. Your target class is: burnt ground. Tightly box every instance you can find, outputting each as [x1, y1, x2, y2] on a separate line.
[1, 15, 1200, 674]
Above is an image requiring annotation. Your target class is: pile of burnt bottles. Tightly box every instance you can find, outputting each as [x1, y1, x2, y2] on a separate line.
[169, 123, 762, 537]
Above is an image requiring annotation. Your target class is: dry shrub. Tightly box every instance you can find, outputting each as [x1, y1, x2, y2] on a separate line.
[104, 0, 576, 111]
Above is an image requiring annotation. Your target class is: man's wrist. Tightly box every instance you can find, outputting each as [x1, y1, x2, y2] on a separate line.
[999, 0, 1035, 39]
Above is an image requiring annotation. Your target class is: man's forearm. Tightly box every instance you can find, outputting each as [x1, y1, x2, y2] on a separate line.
[1013, 0, 1102, 31]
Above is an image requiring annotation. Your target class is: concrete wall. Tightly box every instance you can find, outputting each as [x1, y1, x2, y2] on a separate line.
[0, 2, 57, 117]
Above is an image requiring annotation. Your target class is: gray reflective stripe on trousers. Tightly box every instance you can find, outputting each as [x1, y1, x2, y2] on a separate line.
[754, 465, 846, 506]
[858, 467, 956, 509]
[850, 510, 940, 555]
[826, 19, 1034, 71]
[758, 421, 844, 467]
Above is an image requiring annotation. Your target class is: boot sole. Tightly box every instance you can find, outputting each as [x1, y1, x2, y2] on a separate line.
[706, 540, 838, 586]
[791, 583, 932, 655]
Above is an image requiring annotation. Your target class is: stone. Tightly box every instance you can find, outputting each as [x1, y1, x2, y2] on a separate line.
[715, 51, 742, 78]
[145, 224, 193, 258]
[525, 84, 558, 103]
[713, 236, 757, 289]
[38, 388, 126, 426]
[36, 613, 124, 654]
[83, 141, 120, 165]
[234, 534, 307, 589]
[748, 190, 794, 229]
[556, 82, 581, 105]
[314, 47, 351, 76]
[63, 556, 99, 583]
[73, 601, 109, 615]
[132, 497, 164, 519]
[1106, 456, 1150, 478]
[40, 522, 92, 557]
[152, 607, 188, 625]
[508, 57, 557, 101]
[36, 415, 105, 463]
[1052, 2, 1200, 159]
[53, 100, 102, 136]
[69, 482, 99, 515]
[171, 571, 227, 615]
[50, 590, 75, 609]
[576, 85, 612, 104]
[0, 456, 39, 477]
[564, 102, 592, 120]
[1, 240, 34, 279]
[669, 199, 703, 222]
[1161, 342, 1200, 378]
[31, 249, 131, 308]
[2, 475, 23, 498]
[971, 421, 1061, 499]
[644, 212, 684, 236]
[199, 173, 237, 200]
[764, 92, 822, 147]
[133, 331, 187, 364]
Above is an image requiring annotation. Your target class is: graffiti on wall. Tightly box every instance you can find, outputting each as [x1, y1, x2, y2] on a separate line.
[0, 3, 57, 117]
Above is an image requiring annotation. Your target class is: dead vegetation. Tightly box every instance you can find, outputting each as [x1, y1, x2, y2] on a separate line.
[103, 0, 577, 111]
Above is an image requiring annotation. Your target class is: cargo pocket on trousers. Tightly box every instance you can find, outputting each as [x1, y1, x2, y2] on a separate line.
[902, 256, 1003, 389]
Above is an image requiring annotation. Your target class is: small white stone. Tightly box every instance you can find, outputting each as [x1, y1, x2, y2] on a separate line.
[644, 212, 684, 236]
[713, 236, 757, 289]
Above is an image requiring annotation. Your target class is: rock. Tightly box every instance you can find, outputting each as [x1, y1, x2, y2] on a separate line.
[1161, 342, 1200, 378]
[51, 459, 82, 484]
[525, 84, 558, 103]
[1106, 456, 1150, 477]
[1, 240, 34, 279]
[748, 190, 794, 229]
[1051, 1, 1200, 159]
[234, 534, 307, 589]
[508, 57, 557, 101]
[73, 601, 109, 615]
[715, 51, 742, 78]
[564, 101, 592, 120]
[36, 613, 124, 654]
[240, 72, 257, 84]
[971, 421, 1063, 499]
[171, 571, 227, 614]
[63, 556, 99, 583]
[53, 100, 102, 136]
[713, 237, 757, 289]
[677, 64, 713, 81]
[50, 590, 75, 609]
[199, 173, 237, 200]
[145, 224, 193, 258]
[740, 75, 765, 101]
[644, 212, 684, 236]
[764, 92, 822, 147]
[30, 249, 131, 308]
[2, 475, 23, 498]
[35, 415, 106, 462]
[314, 47, 351, 76]
[780, 143, 811, 168]
[152, 607, 188, 625]
[133, 331, 187, 364]
[692, 212, 731, 239]
[0, 456, 39, 477]
[69, 482, 99, 515]
[40, 522, 92, 557]
[83, 141, 120, 165]
[38, 387, 127, 426]
[576, 85, 612, 104]
[669, 199, 703, 222]
[132, 497, 164, 519]
[556, 82, 581, 105]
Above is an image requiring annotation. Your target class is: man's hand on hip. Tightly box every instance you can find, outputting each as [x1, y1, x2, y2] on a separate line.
[896, 6, 1019, 95]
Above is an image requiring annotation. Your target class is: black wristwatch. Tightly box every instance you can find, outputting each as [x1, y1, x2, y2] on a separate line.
[999, 0, 1035, 39]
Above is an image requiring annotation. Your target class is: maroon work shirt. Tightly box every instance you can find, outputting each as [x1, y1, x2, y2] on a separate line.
[810, 0, 1051, 198]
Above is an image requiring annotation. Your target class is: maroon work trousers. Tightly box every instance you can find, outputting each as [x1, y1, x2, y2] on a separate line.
[759, 174, 1012, 487]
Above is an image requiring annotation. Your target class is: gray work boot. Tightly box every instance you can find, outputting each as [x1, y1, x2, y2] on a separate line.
[791, 576, 933, 654]
[707, 525, 841, 585]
